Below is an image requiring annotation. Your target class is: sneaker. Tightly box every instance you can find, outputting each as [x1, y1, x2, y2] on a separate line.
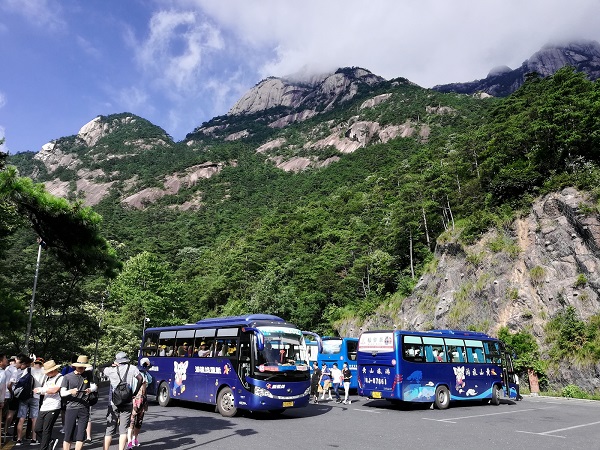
[348, 400, 351, 404]
[31, 440, 40, 445]
[133, 439, 139, 447]
[15, 440, 23, 446]
[86, 438, 93, 443]
[328, 396, 332, 400]
[127, 441, 134, 449]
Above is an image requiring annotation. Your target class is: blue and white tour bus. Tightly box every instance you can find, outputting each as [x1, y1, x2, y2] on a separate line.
[140, 314, 320, 416]
[357, 329, 517, 409]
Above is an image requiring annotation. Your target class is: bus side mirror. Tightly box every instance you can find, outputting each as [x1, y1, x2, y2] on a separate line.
[302, 331, 322, 353]
[242, 327, 264, 351]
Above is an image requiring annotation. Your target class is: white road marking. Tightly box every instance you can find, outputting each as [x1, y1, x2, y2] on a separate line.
[515, 420, 600, 439]
[422, 407, 553, 424]
[354, 408, 381, 413]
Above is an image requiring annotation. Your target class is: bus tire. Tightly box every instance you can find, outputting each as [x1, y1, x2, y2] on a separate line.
[491, 384, 501, 406]
[434, 385, 450, 410]
[157, 381, 171, 407]
[217, 386, 237, 417]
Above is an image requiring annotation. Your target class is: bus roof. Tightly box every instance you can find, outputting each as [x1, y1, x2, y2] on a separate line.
[360, 329, 494, 339]
[145, 314, 292, 333]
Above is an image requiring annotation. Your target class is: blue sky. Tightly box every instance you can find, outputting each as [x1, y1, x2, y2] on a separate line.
[0, 0, 598, 154]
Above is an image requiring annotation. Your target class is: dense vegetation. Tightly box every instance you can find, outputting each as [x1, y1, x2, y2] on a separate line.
[2, 68, 600, 393]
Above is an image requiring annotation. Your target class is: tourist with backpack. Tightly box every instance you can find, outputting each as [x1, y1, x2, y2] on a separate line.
[60, 355, 97, 450]
[102, 352, 142, 450]
[14, 354, 44, 446]
[33, 360, 63, 450]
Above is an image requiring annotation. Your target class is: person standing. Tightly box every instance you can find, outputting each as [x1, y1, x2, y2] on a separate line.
[341, 362, 352, 404]
[15, 355, 44, 446]
[310, 361, 321, 404]
[33, 360, 63, 450]
[330, 363, 342, 403]
[319, 363, 332, 401]
[0, 353, 7, 444]
[127, 358, 152, 448]
[4, 356, 21, 442]
[60, 355, 97, 450]
[103, 352, 142, 450]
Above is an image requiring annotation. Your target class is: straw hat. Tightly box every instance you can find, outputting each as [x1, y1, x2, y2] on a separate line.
[43, 360, 61, 373]
[72, 355, 92, 368]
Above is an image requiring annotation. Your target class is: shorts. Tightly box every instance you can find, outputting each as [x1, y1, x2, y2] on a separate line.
[63, 407, 90, 443]
[105, 403, 132, 436]
[17, 397, 40, 419]
[9, 396, 20, 411]
[130, 396, 147, 429]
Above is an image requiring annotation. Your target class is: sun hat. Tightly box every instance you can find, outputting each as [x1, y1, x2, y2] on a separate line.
[114, 351, 130, 364]
[72, 355, 92, 368]
[140, 357, 151, 367]
[43, 360, 61, 373]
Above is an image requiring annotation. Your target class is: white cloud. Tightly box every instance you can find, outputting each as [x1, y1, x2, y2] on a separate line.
[132, 10, 224, 92]
[176, 0, 600, 87]
[1, 0, 65, 31]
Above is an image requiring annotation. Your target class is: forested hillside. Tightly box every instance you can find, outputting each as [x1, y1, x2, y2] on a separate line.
[3, 68, 600, 392]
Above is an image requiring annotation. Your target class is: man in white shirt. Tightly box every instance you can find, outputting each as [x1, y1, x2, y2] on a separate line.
[103, 352, 142, 450]
[0, 353, 8, 444]
[33, 360, 63, 450]
[3, 356, 20, 442]
[15, 355, 45, 445]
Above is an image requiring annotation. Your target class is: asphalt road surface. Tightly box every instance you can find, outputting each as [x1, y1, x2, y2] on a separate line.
[4, 392, 599, 449]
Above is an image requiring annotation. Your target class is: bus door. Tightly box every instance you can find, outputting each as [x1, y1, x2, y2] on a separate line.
[502, 348, 518, 399]
[191, 328, 216, 402]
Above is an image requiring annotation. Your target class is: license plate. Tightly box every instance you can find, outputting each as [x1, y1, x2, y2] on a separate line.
[283, 401, 294, 407]
[372, 392, 382, 399]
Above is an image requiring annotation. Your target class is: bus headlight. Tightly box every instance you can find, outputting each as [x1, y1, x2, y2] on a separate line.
[254, 387, 274, 398]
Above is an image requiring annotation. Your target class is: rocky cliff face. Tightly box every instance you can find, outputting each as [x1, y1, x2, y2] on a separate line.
[337, 187, 600, 390]
[228, 67, 385, 116]
[433, 40, 600, 97]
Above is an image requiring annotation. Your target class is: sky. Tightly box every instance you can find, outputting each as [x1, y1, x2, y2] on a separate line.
[0, 0, 598, 154]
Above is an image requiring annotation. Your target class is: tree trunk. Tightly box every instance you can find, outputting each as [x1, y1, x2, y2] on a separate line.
[527, 368, 540, 394]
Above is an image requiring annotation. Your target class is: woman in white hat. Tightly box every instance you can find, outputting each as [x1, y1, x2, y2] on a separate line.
[33, 360, 62, 450]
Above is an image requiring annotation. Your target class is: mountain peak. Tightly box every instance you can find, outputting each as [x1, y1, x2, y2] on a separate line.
[433, 39, 600, 97]
[228, 67, 385, 116]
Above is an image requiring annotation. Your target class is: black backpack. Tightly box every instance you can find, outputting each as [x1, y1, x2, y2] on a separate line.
[13, 368, 34, 401]
[112, 365, 133, 406]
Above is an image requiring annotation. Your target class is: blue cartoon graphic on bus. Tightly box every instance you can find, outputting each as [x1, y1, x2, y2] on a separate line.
[172, 360, 188, 396]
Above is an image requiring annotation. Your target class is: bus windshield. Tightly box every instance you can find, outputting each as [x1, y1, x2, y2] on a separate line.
[256, 326, 308, 370]
[322, 338, 343, 354]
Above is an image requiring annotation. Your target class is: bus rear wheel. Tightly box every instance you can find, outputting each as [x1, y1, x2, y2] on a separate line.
[434, 385, 450, 410]
[157, 381, 171, 407]
[491, 384, 501, 406]
[217, 386, 237, 417]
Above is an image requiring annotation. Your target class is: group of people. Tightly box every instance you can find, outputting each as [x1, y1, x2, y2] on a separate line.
[0, 351, 152, 450]
[310, 361, 352, 405]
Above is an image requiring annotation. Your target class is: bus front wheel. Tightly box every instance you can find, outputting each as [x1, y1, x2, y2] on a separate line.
[491, 384, 501, 406]
[217, 386, 237, 417]
[157, 381, 171, 407]
[434, 385, 450, 410]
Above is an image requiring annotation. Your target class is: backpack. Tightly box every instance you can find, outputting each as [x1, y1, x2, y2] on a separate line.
[112, 365, 133, 406]
[13, 368, 34, 401]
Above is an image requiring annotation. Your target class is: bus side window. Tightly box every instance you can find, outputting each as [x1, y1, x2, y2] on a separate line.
[346, 340, 358, 361]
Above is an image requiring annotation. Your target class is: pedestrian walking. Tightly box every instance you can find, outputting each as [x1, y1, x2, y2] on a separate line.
[0, 353, 7, 445]
[15, 354, 44, 446]
[127, 357, 152, 448]
[33, 360, 63, 450]
[319, 363, 332, 401]
[60, 355, 97, 450]
[4, 355, 20, 442]
[102, 352, 142, 450]
[342, 362, 352, 404]
[330, 363, 342, 403]
[310, 361, 321, 404]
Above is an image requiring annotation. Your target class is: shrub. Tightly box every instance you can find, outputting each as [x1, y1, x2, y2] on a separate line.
[574, 273, 587, 288]
[561, 384, 586, 399]
[529, 266, 546, 285]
